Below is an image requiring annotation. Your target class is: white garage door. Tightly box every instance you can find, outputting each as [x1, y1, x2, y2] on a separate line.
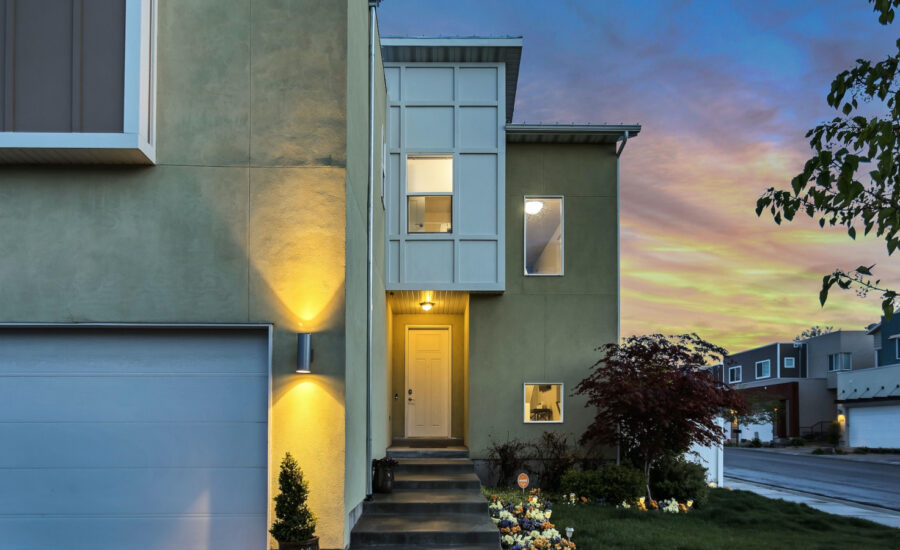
[0, 327, 270, 550]
[848, 404, 900, 448]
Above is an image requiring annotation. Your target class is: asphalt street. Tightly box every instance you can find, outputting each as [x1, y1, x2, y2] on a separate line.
[724, 448, 900, 511]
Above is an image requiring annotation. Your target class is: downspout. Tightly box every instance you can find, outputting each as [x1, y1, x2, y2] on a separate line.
[365, 0, 378, 498]
[614, 130, 628, 466]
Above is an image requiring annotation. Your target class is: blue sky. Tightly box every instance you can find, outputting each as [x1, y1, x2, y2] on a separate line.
[379, 1, 900, 350]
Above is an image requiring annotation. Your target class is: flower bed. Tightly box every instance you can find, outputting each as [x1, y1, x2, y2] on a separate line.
[489, 490, 576, 550]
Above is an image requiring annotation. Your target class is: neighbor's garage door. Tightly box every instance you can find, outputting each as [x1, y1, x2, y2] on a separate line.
[0, 327, 269, 550]
[848, 404, 900, 448]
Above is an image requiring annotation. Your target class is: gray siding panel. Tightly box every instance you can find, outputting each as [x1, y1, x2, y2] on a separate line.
[13, 0, 74, 132]
[82, 0, 125, 132]
[1, 0, 125, 133]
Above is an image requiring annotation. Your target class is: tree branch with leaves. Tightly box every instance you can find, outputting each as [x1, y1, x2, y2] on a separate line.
[757, 0, 900, 318]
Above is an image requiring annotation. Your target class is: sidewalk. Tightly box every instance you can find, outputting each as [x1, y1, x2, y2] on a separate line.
[724, 477, 900, 529]
[728, 445, 900, 465]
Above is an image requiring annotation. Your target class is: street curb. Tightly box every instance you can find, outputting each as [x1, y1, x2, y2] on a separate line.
[724, 475, 900, 514]
[726, 446, 900, 466]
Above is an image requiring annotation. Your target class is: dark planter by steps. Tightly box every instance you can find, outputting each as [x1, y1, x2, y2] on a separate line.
[277, 536, 318, 550]
[373, 457, 398, 493]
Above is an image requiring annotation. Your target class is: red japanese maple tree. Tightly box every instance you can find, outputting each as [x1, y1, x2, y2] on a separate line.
[573, 333, 747, 499]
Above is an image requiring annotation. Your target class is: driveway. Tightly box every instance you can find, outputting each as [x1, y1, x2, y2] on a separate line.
[724, 448, 900, 511]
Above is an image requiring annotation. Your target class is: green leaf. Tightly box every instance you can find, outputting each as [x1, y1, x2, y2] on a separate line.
[857, 265, 873, 275]
[849, 226, 857, 239]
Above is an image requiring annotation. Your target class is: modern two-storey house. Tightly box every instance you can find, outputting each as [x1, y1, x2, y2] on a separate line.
[714, 330, 873, 440]
[0, 2, 638, 549]
[835, 319, 900, 448]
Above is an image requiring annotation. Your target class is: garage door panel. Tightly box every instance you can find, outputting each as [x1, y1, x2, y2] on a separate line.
[0, 375, 267, 422]
[0, 515, 265, 550]
[0, 422, 266, 468]
[848, 405, 900, 448]
[0, 327, 269, 550]
[0, 329, 268, 375]
[0, 468, 267, 516]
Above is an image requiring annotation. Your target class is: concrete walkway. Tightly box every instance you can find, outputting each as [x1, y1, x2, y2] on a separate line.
[725, 477, 900, 529]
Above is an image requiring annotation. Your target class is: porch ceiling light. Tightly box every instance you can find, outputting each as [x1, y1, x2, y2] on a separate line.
[297, 332, 313, 373]
[525, 200, 544, 215]
[419, 300, 434, 312]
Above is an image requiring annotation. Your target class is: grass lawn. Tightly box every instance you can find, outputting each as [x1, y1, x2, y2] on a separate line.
[484, 487, 898, 550]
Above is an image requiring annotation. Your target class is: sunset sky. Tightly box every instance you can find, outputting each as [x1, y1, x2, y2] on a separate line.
[379, 0, 900, 352]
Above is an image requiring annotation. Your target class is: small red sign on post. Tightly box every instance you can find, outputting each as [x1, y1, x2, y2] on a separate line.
[517, 473, 529, 490]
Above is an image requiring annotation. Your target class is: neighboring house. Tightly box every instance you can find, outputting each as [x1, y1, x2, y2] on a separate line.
[0, 2, 638, 549]
[713, 330, 873, 440]
[836, 319, 900, 448]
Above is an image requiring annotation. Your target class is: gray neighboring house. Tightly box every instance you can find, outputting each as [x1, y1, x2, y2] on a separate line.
[714, 330, 873, 440]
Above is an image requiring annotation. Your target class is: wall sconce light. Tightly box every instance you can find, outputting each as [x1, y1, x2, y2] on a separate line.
[297, 333, 313, 373]
[419, 300, 434, 312]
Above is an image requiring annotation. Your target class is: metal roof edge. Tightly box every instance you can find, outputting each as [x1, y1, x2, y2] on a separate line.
[506, 123, 641, 136]
[381, 37, 524, 48]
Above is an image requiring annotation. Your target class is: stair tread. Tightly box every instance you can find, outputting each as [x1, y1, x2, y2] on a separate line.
[372, 490, 486, 504]
[353, 513, 497, 534]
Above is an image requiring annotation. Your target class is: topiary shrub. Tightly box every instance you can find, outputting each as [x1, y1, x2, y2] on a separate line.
[270, 453, 317, 544]
[650, 456, 709, 508]
[827, 421, 842, 445]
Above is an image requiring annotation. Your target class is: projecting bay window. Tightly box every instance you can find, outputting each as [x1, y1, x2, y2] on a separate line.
[524, 196, 563, 275]
[407, 155, 452, 233]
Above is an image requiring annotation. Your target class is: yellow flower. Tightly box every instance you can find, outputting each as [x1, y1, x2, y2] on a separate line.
[687, 500, 693, 508]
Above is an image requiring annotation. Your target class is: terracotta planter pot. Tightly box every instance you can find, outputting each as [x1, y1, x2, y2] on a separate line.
[373, 463, 394, 493]
[277, 537, 319, 550]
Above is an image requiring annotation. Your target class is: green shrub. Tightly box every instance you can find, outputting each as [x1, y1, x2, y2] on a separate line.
[749, 436, 762, 448]
[531, 431, 576, 492]
[650, 456, 710, 508]
[561, 464, 645, 504]
[270, 453, 316, 543]
[789, 437, 805, 447]
[827, 421, 842, 445]
[812, 448, 825, 455]
[487, 437, 530, 488]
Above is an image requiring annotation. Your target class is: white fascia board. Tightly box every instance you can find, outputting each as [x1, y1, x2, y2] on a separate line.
[381, 37, 523, 48]
[0, 132, 143, 149]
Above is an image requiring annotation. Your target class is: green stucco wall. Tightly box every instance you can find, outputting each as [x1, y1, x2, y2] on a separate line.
[467, 143, 620, 458]
[0, 1, 382, 548]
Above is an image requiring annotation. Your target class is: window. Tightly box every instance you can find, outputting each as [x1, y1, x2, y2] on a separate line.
[784, 357, 795, 369]
[524, 383, 563, 423]
[728, 365, 742, 383]
[524, 196, 563, 275]
[896, 338, 900, 360]
[755, 360, 771, 379]
[828, 353, 852, 372]
[407, 155, 452, 233]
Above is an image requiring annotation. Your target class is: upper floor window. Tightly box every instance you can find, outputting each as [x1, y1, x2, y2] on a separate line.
[755, 360, 771, 379]
[524, 196, 563, 276]
[784, 357, 795, 369]
[407, 155, 452, 233]
[728, 365, 742, 383]
[895, 338, 900, 360]
[828, 352, 852, 372]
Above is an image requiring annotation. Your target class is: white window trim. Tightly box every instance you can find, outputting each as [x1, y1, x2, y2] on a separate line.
[405, 154, 454, 234]
[827, 352, 853, 372]
[523, 195, 564, 277]
[728, 365, 742, 383]
[0, 0, 157, 163]
[523, 382, 564, 424]
[755, 360, 771, 379]
[784, 357, 795, 369]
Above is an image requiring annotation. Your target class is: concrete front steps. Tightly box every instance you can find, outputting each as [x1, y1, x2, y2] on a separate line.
[349, 446, 500, 550]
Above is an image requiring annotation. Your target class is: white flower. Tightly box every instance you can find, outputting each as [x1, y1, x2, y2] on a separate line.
[541, 528, 561, 540]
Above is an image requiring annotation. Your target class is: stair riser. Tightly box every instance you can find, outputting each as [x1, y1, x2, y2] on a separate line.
[395, 464, 474, 475]
[388, 450, 469, 459]
[351, 531, 500, 546]
[364, 501, 488, 514]
[395, 480, 481, 491]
